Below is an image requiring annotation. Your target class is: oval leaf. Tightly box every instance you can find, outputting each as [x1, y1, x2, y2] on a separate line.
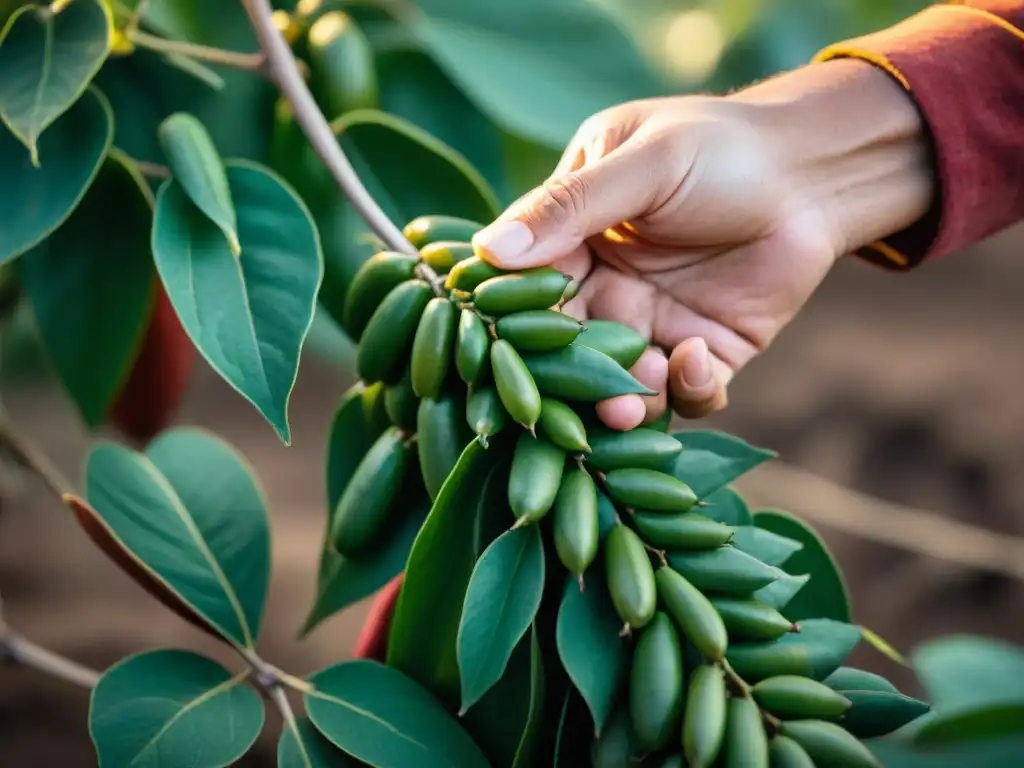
[460, 626, 539, 768]
[334, 108, 500, 224]
[0, 0, 111, 164]
[700, 486, 754, 526]
[20, 149, 155, 427]
[64, 494, 218, 641]
[152, 160, 324, 444]
[912, 703, 1024, 748]
[387, 438, 509, 706]
[729, 525, 803, 567]
[304, 660, 490, 768]
[512, 626, 545, 768]
[457, 525, 545, 713]
[556, 572, 630, 735]
[753, 509, 851, 622]
[725, 618, 862, 682]
[89, 649, 263, 768]
[84, 428, 271, 649]
[839, 690, 932, 739]
[911, 635, 1024, 713]
[279, 717, 359, 768]
[669, 429, 776, 498]
[376, 48, 508, 200]
[407, 0, 663, 147]
[0, 84, 112, 264]
[158, 112, 240, 254]
[752, 572, 811, 611]
[824, 666, 900, 695]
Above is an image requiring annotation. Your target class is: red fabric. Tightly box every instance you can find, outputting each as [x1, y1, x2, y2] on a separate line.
[818, 1, 1024, 268]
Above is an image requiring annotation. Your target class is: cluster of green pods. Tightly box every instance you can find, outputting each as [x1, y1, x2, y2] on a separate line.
[331, 215, 883, 768]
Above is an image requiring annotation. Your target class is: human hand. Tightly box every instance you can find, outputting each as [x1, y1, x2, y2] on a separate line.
[472, 59, 931, 430]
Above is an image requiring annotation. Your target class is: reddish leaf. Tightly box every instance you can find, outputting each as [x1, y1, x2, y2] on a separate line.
[63, 493, 221, 641]
[109, 282, 196, 444]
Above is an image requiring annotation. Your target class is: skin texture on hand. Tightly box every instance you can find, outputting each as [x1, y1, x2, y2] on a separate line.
[472, 58, 932, 431]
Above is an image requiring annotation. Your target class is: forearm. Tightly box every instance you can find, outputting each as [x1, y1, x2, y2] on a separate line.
[729, 58, 934, 261]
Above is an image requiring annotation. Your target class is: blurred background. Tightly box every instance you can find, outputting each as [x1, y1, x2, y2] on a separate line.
[4, 0, 1024, 764]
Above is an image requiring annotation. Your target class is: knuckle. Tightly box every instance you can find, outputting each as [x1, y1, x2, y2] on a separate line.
[539, 173, 590, 220]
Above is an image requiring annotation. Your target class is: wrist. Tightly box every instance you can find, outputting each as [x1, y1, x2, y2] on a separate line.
[729, 58, 935, 259]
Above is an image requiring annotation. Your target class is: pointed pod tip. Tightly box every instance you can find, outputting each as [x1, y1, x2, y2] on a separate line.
[228, 231, 242, 257]
[511, 516, 530, 530]
[577, 574, 585, 592]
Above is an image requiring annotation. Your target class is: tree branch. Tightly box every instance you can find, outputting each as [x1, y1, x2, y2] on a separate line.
[0, 630, 101, 689]
[0, 420, 72, 500]
[239, 0, 419, 257]
[130, 30, 271, 78]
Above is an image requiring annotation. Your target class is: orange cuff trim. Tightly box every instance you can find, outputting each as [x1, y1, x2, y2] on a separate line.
[862, 240, 910, 268]
[811, 45, 911, 90]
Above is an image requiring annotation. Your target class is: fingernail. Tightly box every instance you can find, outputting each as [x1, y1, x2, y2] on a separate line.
[473, 220, 535, 267]
[681, 339, 712, 388]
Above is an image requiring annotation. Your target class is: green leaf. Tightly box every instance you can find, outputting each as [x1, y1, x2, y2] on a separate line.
[725, 618, 862, 682]
[89, 649, 264, 768]
[376, 48, 509, 201]
[913, 704, 1024, 747]
[404, 0, 664, 147]
[753, 509, 851, 623]
[20, 149, 154, 427]
[512, 626, 545, 768]
[302, 494, 428, 637]
[553, 690, 574, 767]
[824, 666, 900, 695]
[910, 635, 1024, 730]
[334, 108, 500, 222]
[158, 112, 240, 255]
[386, 438, 506, 706]
[868, 734, 1024, 768]
[152, 160, 323, 444]
[0, 84, 112, 264]
[0, 0, 111, 164]
[457, 525, 545, 713]
[669, 429, 776, 498]
[698, 485, 753, 526]
[753, 572, 810, 611]
[94, 47, 213, 165]
[84, 428, 271, 649]
[556, 572, 630, 735]
[461, 626, 540, 768]
[729, 525, 803, 567]
[304, 660, 490, 768]
[278, 717, 358, 768]
[838, 690, 932, 739]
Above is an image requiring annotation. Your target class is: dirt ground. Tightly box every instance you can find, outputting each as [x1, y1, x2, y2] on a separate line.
[3, 226, 1024, 766]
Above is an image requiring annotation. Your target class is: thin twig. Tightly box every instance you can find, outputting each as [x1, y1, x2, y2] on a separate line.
[0, 420, 72, 500]
[134, 160, 171, 179]
[130, 30, 270, 78]
[240, 0, 420, 258]
[268, 684, 301, 737]
[739, 461, 1024, 581]
[0, 628, 101, 689]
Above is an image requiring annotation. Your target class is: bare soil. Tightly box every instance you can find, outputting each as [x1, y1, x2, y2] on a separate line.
[3, 227, 1024, 766]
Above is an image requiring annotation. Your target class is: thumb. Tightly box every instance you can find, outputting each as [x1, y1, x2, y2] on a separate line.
[472, 141, 658, 269]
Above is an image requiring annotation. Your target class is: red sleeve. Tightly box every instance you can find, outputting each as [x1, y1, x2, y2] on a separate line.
[814, 1, 1024, 269]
